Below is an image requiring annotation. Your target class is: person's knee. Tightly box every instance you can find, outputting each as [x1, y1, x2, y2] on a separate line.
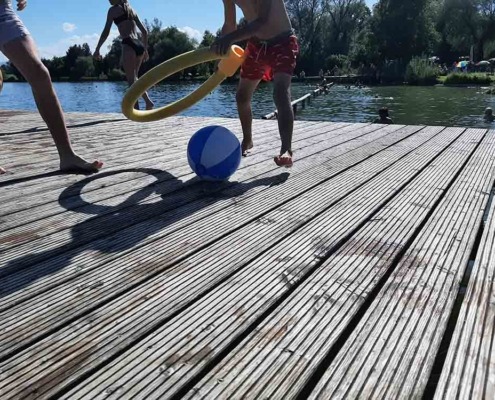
[27, 61, 52, 87]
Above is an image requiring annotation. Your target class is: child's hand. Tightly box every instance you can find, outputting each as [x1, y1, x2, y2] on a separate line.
[93, 50, 102, 61]
[211, 36, 233, 56]
[17, 0, 27, 11]
[143, 50, 149, 62]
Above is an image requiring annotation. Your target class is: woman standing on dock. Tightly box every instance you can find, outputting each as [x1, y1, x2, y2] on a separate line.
[94, 0, 154, 110]
[0, 0, 103, 175]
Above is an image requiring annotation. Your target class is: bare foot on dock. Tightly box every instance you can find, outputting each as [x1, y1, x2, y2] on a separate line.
[274, 151, 293, 168]
[242, 139, 253, 157]
[60, 154, 103, 174]
[146, 100, 155, 110]
[0, 166, 6, 174]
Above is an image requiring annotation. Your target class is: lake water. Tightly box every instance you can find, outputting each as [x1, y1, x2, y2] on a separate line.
[1, 81, 495, 128]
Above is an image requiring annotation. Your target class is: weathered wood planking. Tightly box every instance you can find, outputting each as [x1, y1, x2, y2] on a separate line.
[0, 124, 424, 398]
[0, 120, 348, 226]
[1, 111, 495, 400]
[434, 162, 495, 398]
[0, 116, 243, 177]
[94, 126, 476, 398]
[0, 118, 320, 209]
[59, 126, 466, 400]
[0, 122, 382, 276]
[310, 129, 495, 399]
[0, 123, 400, 292]
[0, 123, 412, 361]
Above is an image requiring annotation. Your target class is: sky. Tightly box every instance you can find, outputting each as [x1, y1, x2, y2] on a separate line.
[0, 0, 376, 62]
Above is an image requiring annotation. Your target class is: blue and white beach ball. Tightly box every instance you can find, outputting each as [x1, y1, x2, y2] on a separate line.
[187, 125, 242, 181]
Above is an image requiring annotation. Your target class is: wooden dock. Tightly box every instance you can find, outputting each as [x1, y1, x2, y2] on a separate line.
[1, 110, 495, 399]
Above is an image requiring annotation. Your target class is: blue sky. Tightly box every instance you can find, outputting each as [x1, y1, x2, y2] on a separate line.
[1, 0, 376, 61]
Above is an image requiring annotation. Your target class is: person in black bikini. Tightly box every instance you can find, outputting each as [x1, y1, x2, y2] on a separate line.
[94, 0, 154, 110]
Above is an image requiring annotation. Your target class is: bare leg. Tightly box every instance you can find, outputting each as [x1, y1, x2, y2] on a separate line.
[135, 53, 154, 110]
[2, 36, 102, 173]
[236, 78, 261, 156]
[272, 72, 294, 167]
[123, 45, 153, 110]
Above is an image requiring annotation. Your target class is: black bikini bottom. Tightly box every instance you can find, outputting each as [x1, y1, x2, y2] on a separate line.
[122, 37, 145, 56]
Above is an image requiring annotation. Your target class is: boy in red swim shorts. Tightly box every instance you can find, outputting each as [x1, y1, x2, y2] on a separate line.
[212, 0, 299, 167]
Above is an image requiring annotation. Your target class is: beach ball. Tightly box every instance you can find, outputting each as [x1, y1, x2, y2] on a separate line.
[187, 125, 241, 181]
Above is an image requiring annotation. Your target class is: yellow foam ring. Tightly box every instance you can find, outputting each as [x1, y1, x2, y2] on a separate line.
[122, 45, 245, 122]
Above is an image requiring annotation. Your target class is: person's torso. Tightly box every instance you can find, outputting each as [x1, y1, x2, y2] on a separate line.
[110, 4, 137, 39]
[233, 0, 292, 40]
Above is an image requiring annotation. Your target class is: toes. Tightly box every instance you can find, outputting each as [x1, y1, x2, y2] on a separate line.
[0, 167, 6, 174]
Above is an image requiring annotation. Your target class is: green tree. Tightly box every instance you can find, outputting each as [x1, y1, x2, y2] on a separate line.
[73, 56, 96, 80]
[325, 0, 371, 55]
[144, 26, 197, 77]
[42, 56, 66, 80]
[200, 30, 216, 47]
[286, 0, 327, 73]
[371, 0, 439, 62]
[198, 30, 217, 77]
[65, 43, 92, 76]
[439, 0, 495, 60]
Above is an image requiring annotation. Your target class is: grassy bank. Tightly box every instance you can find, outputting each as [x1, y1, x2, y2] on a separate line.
[438, 72, 494, 85]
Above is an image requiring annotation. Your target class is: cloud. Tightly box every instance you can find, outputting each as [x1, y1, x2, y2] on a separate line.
[63, 23, 77, 33]
[179, 26, 203, 43]
[37, 29, 120, 59]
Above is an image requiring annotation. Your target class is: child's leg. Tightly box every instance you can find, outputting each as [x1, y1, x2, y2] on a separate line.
[2, 36, 102, 173]
[122, 45, 140, 109]
[236, 78, 261, 156]
[134, 54, 154, 110]
[272, 72, 294, 165]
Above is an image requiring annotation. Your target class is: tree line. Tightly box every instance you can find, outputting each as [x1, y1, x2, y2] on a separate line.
[2, 1, 494, 83]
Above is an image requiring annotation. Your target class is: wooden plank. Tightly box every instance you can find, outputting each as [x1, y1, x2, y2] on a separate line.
[0, 123, 403, 314]
[0, 122, 385, 269]
[0, 116, 243, 175]
[170, 128, 487, 400]
[0, 111, 119, 136]
[307, 130, 494, 399]
[0, 123, 402, 312]
[0, 120, 345, 223]
[60, 128, 479, 400]
[0, 125, 432, 398]
[434, 175, 495, 398]
[0, 118, 284, 203]
[0, 117, 327, 198]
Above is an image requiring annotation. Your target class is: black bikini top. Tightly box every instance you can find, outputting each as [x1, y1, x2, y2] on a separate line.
[113, 4, 132, 25]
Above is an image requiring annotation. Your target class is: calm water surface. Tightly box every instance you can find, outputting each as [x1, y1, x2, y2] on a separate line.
[1, 81, 494, 128]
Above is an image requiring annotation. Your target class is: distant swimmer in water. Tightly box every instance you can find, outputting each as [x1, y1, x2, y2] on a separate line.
[374, 107, 394, 124]
[484, 107, 495, 122]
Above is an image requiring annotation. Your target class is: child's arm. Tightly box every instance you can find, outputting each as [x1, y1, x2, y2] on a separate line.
[221, 0, 237, 35]
[213, 0, 272, 54]
[94, 10, 113, 60]
[134, 15, 149, 60]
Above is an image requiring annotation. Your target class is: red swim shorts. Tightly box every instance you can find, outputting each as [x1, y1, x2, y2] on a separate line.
[240, 35, 299, 81]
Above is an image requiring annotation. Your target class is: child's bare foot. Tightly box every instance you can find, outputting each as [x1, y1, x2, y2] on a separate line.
[145, 100, 155, 110]
[274, 150, 293, 168]
[0, 166, 6, 174]
[242, 139, 253, 157]
[60, 154, 103, 173]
